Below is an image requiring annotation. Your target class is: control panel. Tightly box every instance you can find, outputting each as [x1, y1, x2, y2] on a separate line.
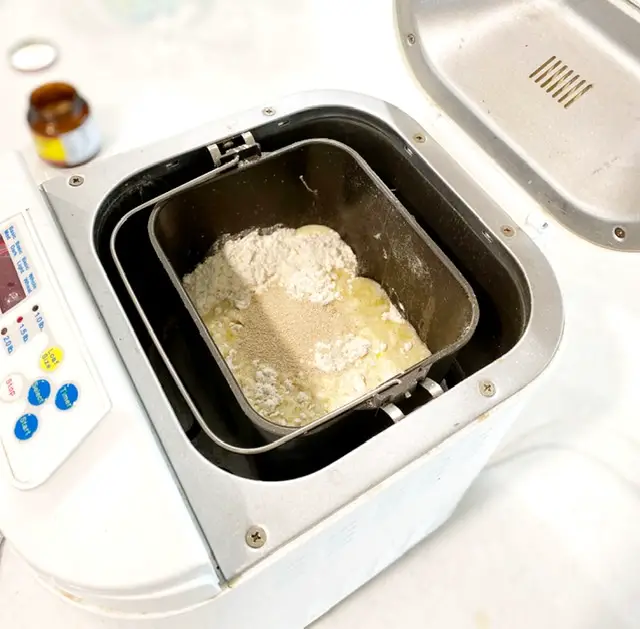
[0, 212, 110, 488]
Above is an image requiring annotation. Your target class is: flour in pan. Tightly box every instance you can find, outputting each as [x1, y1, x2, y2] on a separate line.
[183, 225, 358, 312]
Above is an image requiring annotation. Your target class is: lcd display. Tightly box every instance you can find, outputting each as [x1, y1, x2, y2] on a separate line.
[0, 235, 25, 313]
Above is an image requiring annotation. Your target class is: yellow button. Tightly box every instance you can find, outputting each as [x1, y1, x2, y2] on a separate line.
[40, 346, 64, 372]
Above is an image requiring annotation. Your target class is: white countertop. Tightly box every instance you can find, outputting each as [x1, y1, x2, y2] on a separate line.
[1, 1, 640, 628]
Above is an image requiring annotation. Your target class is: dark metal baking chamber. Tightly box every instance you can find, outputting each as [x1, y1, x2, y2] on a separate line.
[96, 106, 531, 481]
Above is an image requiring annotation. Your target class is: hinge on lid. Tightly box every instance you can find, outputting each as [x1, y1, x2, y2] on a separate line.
[207, 131, 261, 168]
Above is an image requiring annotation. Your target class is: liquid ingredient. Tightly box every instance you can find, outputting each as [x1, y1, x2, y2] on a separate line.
[183, 225, 431, 427]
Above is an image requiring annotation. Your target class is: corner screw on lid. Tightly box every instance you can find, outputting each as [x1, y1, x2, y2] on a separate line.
[245, 525, 267, 549]
[68, 175, 84, 187]
[406, 33, 416, 46]
[479, 380, 496, 397]
[262, 107, 275, 116]
[613, 226, 626, 241]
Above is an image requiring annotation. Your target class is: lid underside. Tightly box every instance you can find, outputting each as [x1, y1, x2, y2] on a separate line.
[397, 0, 640, 251]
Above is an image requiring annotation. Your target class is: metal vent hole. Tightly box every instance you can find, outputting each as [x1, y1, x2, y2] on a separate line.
[529, 56, 593, 109]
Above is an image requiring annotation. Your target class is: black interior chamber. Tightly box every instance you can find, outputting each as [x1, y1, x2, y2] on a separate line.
[95, 106, 530, 481]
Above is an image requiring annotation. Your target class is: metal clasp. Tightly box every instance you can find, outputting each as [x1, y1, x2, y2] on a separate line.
[207, 131, 261, 168]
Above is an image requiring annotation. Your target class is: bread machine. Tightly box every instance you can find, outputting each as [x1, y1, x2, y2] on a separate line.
[0, 89, 563, 627]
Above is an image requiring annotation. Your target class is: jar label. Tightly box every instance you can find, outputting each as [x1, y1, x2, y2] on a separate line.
[33, 115, 101, 167]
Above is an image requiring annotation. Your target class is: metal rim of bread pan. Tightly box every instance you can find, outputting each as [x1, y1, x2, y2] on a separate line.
[396, 0, 640, 251]
[41, 89, 563, 462]
[146, 138, 479, 447]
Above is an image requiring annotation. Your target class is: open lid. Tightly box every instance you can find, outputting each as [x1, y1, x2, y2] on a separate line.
[396, 0, 640, 251]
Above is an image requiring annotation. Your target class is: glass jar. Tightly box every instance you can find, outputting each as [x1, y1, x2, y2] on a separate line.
[27, 82, 101, 168]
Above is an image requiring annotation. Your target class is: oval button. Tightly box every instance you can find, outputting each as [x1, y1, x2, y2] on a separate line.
[0, 373, 25, 402]
[55, 383, 79, 411]
[40, 346, 64, 372]
[27, 379, 51, 406]
[14, 413, 38, 441]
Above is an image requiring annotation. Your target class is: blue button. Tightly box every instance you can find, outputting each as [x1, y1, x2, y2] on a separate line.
[14, 414, 38, 441]
[55, 383, 79, 411]
[27, 379, 51, 406]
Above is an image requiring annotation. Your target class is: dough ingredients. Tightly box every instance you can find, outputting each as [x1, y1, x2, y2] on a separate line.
[183, 225, 431, 427]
